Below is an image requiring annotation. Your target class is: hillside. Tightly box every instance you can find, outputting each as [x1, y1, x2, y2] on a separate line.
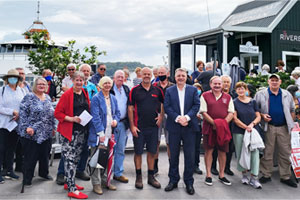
[103, 62, 150, 76]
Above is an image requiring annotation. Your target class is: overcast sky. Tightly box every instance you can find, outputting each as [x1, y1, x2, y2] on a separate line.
[0, 0, 248, 69]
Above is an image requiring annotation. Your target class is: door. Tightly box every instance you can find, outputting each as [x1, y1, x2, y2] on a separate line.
[282, 51, 300, 72]
[240, 52, 263, 73]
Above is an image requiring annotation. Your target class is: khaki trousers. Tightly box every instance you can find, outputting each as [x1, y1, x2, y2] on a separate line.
[260, 125, 291, 180]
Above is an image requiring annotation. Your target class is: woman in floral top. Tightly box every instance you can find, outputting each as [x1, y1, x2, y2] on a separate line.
[19, 77, 55, 187]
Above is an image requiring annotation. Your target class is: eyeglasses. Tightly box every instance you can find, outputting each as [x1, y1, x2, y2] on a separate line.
[99, 68, 106, 71]
[68, 68, 75, 71]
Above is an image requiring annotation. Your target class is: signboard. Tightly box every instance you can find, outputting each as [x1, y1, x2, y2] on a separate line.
[239, 41, 259, 54]
[290, 123, 300, 178]
[279, 30, 300, 44]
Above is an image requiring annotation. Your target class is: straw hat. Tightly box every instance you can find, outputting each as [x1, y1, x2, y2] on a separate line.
[2, 69, 21, 81]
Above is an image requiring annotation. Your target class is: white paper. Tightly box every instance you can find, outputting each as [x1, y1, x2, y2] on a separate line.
[79, 110, 93, 126]
[6, 120, 18, 132]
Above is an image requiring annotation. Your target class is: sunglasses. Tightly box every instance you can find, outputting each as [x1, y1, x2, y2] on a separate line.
[99, 68, 106, 71]
[68, 68, 75, 71]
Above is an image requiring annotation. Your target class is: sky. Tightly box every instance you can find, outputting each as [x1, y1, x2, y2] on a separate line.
[0, 0, 248, 69]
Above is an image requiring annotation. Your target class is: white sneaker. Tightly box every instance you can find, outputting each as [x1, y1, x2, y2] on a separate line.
[241, 175, 249, 185]
[249, 177, 262, 189]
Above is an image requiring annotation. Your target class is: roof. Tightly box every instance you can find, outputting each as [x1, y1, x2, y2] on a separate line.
[0, 39, 66, 48]
[168, 0, 297, 44]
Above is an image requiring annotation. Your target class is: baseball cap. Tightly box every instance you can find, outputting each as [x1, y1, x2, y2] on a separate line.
[268, 74, 280, 80]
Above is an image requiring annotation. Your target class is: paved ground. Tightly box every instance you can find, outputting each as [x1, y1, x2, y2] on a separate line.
[0, 144, 299, 199]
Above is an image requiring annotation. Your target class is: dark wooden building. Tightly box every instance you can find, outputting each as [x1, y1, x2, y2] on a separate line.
[168, 0, 300, 76]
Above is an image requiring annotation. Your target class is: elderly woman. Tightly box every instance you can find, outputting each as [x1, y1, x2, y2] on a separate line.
[0, 69, 25, 183]
[133, 67, 142, 86]
[55, 71, 90, 199]
[261, 64, 270, 76]
[232, 82, 262, 189]
[291, 69, 300, 89]
[88, 76, 120, 195]
[18, 77, 55, 186]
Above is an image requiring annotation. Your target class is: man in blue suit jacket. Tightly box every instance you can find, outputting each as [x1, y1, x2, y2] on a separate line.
[164, 68, 200, 195]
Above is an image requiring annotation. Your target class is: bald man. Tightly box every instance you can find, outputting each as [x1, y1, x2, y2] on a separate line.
[128, 67, 164, 190]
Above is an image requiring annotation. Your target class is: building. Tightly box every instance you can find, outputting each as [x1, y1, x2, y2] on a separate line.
[168, 0, 300, 76]
[0, 3, 66, 86]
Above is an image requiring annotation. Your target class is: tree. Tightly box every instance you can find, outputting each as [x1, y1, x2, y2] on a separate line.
[25, 31, 106, 93]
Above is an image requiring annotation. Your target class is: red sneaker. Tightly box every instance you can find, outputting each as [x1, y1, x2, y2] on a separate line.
[68, 191, 88, 199]
[64, 183, 84, 190]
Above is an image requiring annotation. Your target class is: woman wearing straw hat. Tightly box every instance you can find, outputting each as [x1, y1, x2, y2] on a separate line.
[0, 69, 25, 184]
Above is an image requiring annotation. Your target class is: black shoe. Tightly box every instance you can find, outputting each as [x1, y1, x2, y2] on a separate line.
[211, 168, 219, 176]
[205, 177, 213, 186]
[186, 185, 195, 195]
[164, 182, 178, 192]
[56, 174, 65, 185]
[194, 167, 203, 175]
[219, 176, 232, 186]
[225, 168, 234, 176]
[40, 175, 53, 181]
[5, 171, 19, 180]
[280, 179, 298, 188]
[259, 176, 271, 184]
[154, 167, 159, 176]
[75, 171, 90, 181]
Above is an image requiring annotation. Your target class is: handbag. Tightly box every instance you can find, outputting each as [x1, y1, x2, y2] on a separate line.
[87, 144, 109, 176]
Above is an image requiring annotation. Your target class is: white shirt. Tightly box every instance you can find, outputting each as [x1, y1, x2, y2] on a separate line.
[175, 84, 191, 122]
[62, 76, 73, 88]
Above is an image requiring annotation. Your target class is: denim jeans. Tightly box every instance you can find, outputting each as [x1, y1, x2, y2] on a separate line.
[57, 139, 89, 175]
[113, 121, 128, 177]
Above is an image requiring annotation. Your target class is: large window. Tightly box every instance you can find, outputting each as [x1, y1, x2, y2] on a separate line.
[282, 51, 300, 72]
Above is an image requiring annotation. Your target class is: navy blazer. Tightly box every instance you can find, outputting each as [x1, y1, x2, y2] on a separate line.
[164, 84, 200, 133]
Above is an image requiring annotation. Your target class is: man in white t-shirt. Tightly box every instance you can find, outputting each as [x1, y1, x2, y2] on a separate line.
[61, 63, 76, 92]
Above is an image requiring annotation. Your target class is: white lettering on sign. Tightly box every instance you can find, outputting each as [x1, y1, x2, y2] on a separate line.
[239, 41, 259, 54]
[280, 30, 300, 43]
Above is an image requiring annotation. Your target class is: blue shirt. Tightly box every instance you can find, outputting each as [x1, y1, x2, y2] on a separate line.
[268, 88, 286, 126]
[83, 81, 98, 100]
[113, 84, 127, 119]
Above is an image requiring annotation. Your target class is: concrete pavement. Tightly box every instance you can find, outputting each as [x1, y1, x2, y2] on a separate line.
[0, 146, 299, 199]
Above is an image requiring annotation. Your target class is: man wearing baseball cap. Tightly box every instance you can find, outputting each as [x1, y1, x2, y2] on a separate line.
[254, 74, 297, 188]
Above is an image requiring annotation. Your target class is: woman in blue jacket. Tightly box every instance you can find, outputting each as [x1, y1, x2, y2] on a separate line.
[88, 76, 120, 195]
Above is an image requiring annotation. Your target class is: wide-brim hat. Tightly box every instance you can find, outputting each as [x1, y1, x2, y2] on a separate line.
[2, 69, 21, 81]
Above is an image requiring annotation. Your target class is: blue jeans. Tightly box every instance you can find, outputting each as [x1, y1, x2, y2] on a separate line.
[57, 139, 89, 175]
[113, 122, 128, 177]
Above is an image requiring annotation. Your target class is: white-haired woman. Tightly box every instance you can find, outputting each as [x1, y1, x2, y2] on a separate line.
[261, 64, 270, 76]
[0, 69, 25, 183]
[88, 76, 120, 195]
[291, 69, 300, 89]
[55, 71, 90, 199]
[19, 77, 55, 187]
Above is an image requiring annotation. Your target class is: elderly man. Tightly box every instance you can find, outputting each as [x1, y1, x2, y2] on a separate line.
[90, 63, 106, 85]
[80, 64, 98, 99]
[255, 74, 297, 188]
[62, 63, 76, 92]
[108, 70, 131, 183]
[164, 68, 200, 195]
[128, 67, 164, 189]
[196, 63, 215, 92]
[211, 75, 235, 176]
[16, 67, 31, 94]
[153, 66, 174, 175]
[200, 76, 234, 186]
[42, 69, 56, 102]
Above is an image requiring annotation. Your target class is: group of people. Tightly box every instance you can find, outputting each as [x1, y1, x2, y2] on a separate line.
[0, 60, 299, 199]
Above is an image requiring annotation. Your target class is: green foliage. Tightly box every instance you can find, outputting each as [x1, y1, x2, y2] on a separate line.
[26, 31, 105, 93]
[104, 62, 149, 76]
[244, 72, 295, 91]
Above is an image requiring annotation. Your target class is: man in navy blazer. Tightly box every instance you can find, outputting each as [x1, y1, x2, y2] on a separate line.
[164, 68, 200, 195]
